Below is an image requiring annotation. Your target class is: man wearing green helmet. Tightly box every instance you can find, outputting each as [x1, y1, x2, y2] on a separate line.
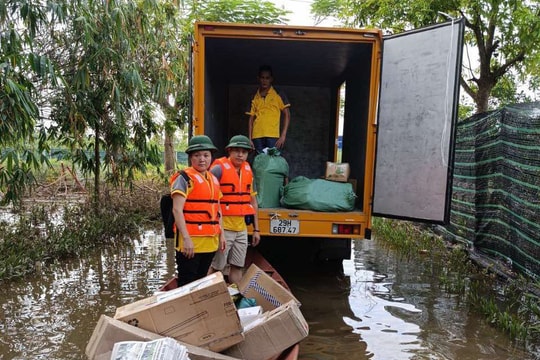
[170, 135, 226, 287]
[208, 135, 260, 285]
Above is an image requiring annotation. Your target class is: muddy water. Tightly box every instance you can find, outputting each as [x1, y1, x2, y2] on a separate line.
[0, 231, 537, 360]
[0, 229, 175, 360]
[275, 239, 539, 360]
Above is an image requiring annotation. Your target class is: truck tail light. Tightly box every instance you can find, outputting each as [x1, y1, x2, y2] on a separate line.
[332, 224, 360, 235]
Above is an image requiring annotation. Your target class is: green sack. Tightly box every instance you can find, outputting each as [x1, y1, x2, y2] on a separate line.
[282, 176, 356, 211]
[253, 149, 289, 208]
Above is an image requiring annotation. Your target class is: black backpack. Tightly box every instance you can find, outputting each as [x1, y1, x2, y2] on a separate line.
[160, 170, 189, 238]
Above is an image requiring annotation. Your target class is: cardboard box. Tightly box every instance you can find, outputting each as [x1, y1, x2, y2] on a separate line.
[223, 265, 309, 360]
[225, 300, 308, 360]
[86, 314, 240, 360]
[236, 264, 300, 312]
[114, 272, 243, 352]
[325, 161, 350, 182]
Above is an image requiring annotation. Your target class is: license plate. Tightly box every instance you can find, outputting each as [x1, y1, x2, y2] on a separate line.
[270, 219, 300, 234]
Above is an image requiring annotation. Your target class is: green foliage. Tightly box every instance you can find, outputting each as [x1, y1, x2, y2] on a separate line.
[1, 0, 289, 203]
[0, 183, 161, 280]
[372, 217, 446, 259]
[187, 0, 289, 24]
[311, 0, 540, 113]
[458, 102, 475, 120]
[0, 148, 51, 204]
[0, 1, 59, 204]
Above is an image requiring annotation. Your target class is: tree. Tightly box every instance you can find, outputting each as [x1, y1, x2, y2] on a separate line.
[0, 0, 288, 205]
[45, 0, 163, 203]
[159, 0, 289, 173]
[0, 0, 60, 204]
[311, 0, 540, 114]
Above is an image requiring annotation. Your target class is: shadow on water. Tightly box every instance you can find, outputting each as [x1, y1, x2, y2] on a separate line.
[0, 230, 538, 359]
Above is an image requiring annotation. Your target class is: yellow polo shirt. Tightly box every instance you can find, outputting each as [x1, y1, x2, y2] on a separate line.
[247, 86, 290, 139]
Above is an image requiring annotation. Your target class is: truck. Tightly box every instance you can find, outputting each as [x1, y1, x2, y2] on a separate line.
[190, 20, 464, 260]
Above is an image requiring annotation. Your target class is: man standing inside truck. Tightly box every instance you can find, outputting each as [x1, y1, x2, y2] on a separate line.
[208, 135, 261, 284]
[247, 65, 291, 153]
[170, 135, 226, 287]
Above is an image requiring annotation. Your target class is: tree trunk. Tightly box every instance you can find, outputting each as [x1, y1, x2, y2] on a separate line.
[164, 130, 176, 173]
[475, 83, 492, 114]
[475, 89, 489, 114]
[94, 125, 101, 204]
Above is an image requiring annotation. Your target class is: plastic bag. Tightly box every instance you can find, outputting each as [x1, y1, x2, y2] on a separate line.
[252, 149, 289, 208]
[282, 176, 356, 211]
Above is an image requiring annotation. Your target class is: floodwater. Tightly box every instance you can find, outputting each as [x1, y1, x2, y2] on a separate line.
[0, 230, 538, 360]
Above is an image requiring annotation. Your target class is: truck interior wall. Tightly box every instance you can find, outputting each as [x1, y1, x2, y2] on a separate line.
[225, 84, 333, 180]
[341, 66, 372, 209]
[203, 73, 229, 152]
[201, 35, 374, 211]
[280, 86, 333, 179]
[327, 87, 339, 160]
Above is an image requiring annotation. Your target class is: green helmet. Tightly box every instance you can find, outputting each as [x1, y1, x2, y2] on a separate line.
[185, 135, 218, 154]
[226, 135, 253, 151]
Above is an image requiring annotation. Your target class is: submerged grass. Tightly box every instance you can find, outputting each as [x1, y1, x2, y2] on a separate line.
[0, 181, 164, 281]
[372, 217, 540, 344]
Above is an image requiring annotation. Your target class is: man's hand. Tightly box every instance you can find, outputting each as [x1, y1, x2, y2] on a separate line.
[182, 237, 194, 258]
[251, 232, 261, 247]
[219, 233, 226, 252]
[275, 135, 286, 149]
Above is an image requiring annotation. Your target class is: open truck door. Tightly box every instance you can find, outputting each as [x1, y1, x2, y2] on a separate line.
[372, 19, 464, 224]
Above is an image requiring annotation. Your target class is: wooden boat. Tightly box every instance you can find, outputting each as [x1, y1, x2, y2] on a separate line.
[159, 247, 300, 360]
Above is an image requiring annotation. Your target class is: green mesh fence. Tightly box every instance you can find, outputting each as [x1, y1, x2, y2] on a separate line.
[441, 102, 540, 278]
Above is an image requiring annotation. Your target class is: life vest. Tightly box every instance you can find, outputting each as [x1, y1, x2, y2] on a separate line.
[169, 168, 221, 236]
[213, 157, 255, 216]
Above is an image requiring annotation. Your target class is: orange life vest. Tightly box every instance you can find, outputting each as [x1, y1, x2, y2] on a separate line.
[169, 167, 221, 236]
[213, 157, 255, 216]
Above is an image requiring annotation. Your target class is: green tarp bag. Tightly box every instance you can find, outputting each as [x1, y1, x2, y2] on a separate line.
[282, 176, 356, 211]
[253, 148, 289, 208]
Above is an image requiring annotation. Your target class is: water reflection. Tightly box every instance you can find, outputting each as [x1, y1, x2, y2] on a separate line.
[274, 238, 538, 360]
[0, 229, 175, 360]
[342, 257, 424, 360]
[0, 232, 537, 359]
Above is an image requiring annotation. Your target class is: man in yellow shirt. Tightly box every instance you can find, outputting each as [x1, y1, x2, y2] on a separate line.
[247, 65, 291, 153]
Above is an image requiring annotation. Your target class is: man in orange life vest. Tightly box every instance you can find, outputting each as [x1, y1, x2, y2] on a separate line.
[208, 135, 260, 284]
[170, 135, 226, 287]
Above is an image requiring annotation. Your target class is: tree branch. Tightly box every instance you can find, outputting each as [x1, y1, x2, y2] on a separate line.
[460, 76, 476, 100]
[493, 51, 526, 79]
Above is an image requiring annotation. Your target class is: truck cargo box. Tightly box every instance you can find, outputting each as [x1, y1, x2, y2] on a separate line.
[191, 21, 464, 241]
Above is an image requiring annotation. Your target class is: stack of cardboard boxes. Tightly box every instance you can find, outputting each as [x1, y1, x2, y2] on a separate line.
[86, 265, 308, 360]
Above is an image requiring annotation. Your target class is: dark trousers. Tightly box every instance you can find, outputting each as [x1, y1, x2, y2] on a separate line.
[175, 251, 215, 287]
[252, 137, 278, 153]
